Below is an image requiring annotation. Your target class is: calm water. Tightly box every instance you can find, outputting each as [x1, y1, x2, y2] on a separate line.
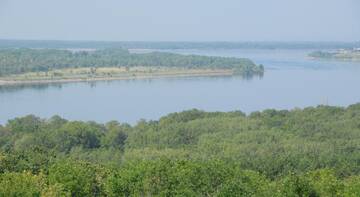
[1, 49, 360, 124]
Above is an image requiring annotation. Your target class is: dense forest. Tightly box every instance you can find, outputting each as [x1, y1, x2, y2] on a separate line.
[0, 48, 263, 77]
[1, 104, 360, 196]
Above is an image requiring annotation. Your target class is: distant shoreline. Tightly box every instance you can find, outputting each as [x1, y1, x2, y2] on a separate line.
[0, 70, 233, 86]
[308, 49, 360, 61]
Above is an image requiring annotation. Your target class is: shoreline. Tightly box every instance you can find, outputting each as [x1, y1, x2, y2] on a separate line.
[310, 57, 360, 62]
[0, 70, 234, 86]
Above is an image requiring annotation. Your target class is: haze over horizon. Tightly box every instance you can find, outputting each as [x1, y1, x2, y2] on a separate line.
[0, 0, 359, 42]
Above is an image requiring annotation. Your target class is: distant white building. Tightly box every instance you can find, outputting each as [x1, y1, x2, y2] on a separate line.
[353, 48, 360, 52]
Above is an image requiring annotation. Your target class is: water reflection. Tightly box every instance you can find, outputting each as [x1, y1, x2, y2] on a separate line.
[0, 74, 261, 94]
[0, 83, 63, 93]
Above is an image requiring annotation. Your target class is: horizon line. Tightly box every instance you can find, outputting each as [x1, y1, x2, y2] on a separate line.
[0, 38, 359, 43]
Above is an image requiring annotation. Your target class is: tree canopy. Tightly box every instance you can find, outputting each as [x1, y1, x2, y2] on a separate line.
[0, 48, 264, 77]
[1, 104, 360, 196]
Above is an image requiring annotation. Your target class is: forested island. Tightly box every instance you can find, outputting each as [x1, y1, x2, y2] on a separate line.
[1, 104, 360, 196]
[309, 49, 360, 61]
[0, 48, 263, 85]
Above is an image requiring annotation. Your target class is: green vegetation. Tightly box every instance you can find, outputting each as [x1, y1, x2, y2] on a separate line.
[1, 104, 360, 196]
[309, 50, 360, 61]
[0, 48, 264, 79]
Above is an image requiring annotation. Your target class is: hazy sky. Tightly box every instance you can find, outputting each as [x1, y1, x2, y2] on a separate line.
[0, 0, 359, 41]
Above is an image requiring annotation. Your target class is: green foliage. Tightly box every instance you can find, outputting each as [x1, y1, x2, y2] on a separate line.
[0, 172, 42, 196]
[344, 176, 360, 197]
[7, 115, 43, 133]
[53, 121, 104, 152]
[48, 160, 104, 196]
[101, 121, 128, 151]
[104, 159, 272, 196]
[0, 148, 55, 174]
[0, 48, 263, 77]
[306, 169, 344, 196]
[275, 173, 318, 197]
[1, 104, 360, 195]
[275, 169, 345, 197]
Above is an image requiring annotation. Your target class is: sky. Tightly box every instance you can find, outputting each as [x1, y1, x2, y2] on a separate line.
[0, 0, 359, 42]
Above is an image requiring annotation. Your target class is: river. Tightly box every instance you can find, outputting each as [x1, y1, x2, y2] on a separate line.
[1, 49, 360, 124]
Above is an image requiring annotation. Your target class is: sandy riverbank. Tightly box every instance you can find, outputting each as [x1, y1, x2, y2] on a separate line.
[0, 70, 233, 86]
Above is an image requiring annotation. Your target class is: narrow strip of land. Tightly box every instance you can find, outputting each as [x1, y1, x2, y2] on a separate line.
[309, 49, 360, 61]
[0, 68, 233, 86]
[0, 48, 264, 86]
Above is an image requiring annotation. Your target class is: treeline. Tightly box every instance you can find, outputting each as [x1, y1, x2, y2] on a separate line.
[1, 39, 359, 50]
[309, 50, 360, 61]
[1, 104, 360, 196]
[308, 51, 334, 58]
[0, 48, 263, 77]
